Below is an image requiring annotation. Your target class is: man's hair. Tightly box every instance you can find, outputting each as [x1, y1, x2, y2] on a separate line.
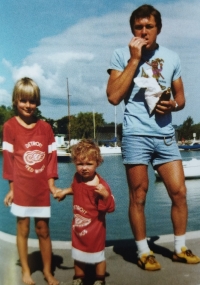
[130, 4, 162, 34]
[71, 139, 103, 166]
[12, 77, 41, 108]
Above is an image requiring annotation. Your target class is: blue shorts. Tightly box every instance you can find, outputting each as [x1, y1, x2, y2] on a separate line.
[122, 135, 181, 167]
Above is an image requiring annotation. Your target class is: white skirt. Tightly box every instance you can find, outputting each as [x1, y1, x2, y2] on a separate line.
[72, 246, 105, 264]
[11, 203, 51, 218]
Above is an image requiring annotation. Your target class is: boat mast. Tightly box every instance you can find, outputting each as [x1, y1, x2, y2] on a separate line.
[67, 78, 71, 148]
[114, 106, 117, 147]
[93, 110, 96, 141]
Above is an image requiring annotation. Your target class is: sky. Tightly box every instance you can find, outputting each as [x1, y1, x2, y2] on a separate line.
[0, 0, 200, 126]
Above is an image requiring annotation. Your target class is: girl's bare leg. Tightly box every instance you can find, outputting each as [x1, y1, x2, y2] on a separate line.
[35, 218, 59, 285]
[17, 217, 35, 285]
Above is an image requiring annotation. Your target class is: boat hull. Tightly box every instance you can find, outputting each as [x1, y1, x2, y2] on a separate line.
[155, 158, 200, 179]
[57, 148, 71, 162]
[178, 144, 200, 151]
[99, 146, 121, 155]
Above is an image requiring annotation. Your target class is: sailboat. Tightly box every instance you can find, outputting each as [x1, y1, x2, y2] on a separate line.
[98, 106, 121, 155]
[99, 144, 121, 155]
[155, 158, 200, 179]
[178, 133, 200, 151]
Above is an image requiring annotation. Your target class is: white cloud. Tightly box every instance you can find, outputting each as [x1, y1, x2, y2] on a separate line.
[0, 89, 12, 106]
[0, 76, 5, 84]
[2, 11, 131, 121]
[2, 0, 200, 124]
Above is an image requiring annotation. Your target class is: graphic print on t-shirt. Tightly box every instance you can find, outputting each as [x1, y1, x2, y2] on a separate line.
[24, 150, 45, 165]
[142, 58, 166, 90]
[73, 213, 91, 237]
[23, 140, 46, 174]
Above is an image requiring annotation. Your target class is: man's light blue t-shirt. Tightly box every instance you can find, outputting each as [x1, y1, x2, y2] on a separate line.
[108, 45, 181, 137]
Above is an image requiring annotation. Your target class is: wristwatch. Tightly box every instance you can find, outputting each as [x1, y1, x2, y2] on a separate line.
[174, 101, 178, 111]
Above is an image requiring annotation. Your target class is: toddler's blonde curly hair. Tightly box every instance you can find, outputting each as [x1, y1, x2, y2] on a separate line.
[71, 139, 103, 166]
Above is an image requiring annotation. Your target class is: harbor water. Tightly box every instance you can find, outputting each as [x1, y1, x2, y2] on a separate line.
[0, 151, 200, 241]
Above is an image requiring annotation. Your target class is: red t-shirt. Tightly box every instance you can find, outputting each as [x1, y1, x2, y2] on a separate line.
[72, 172, 115, 253]
[3, 117, 58, 208]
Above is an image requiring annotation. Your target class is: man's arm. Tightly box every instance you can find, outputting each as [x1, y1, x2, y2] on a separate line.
[106, 37, 146, 105]
[171, 77, 185, 111]
[155, 77, 185, 114]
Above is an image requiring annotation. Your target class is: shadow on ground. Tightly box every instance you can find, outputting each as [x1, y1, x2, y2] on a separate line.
[14, 236, 174, 284]
[16, 251, 108, 285]
[107, 236, 174, 266]
[16, 251, 73, 275]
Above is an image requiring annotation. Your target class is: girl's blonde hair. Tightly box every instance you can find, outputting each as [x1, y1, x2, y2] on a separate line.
[71, 139, 103, 166]
[12, 77, 41, 107]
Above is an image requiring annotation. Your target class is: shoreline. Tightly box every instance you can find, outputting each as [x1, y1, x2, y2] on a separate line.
[0, 230, 72, 249]
[1, 230, 199, 249]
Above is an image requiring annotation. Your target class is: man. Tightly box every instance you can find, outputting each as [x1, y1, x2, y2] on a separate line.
[106, 4, 200, 271]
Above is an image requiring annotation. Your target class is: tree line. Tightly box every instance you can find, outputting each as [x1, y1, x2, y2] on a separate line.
[0, 105, 112, 142]
[177, 116, 200, 142]
[0, 105, 198, 142]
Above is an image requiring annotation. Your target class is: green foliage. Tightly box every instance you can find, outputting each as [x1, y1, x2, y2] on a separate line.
[0, 105, 15, 142]
[177, 116, 197, 141]
[0, 105, 105, 143]
[56, 116, 69, 135]
[34, 108, 44, 119]
[2, 104, 200, 144]
[56, 112, 105, 139]
[192, 123, 200, 139]
[72, 112, 104, 139]
[45, 118, 57, 133]
[0, 105, 15, 124]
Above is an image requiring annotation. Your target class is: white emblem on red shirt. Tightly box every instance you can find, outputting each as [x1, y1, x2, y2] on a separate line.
[23, 150, 45, 165]
[73, 213, 91, 236]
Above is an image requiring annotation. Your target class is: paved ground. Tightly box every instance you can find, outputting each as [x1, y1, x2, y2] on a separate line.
[1, 231, 200, 285]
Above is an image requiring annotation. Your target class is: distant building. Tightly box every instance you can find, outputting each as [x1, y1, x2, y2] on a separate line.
[54, 135, 79, 148]
[96, 125, 122, 146]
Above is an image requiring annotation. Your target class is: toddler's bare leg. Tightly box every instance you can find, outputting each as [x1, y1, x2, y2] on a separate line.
[95, 260, 106, 282]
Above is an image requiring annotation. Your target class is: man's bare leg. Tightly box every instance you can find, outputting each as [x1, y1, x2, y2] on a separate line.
[125, 164, 149, 241]
[125, 164, 161, 270]
[156, 160, 187, 236]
